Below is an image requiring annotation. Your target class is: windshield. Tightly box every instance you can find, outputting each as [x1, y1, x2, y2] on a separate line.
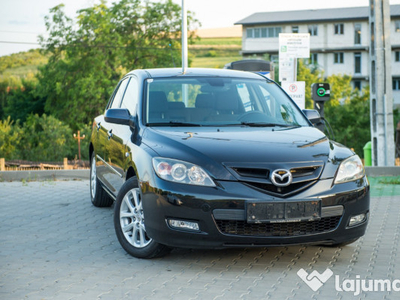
[144, 77, 310, 127]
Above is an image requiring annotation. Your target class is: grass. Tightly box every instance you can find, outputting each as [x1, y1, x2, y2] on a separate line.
[192, 37, 242, 46]
[1, 65, 43, 78]
[191, 56, 243, 68]
[189, 37, 242, 68]
[377, 177, 400, 185]
[368, 176, 400, 197]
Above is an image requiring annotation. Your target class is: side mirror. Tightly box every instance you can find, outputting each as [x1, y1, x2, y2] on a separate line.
[105, 108, 130, 125]
[105, 109, 136, 130]
[302, 109, 321, 125]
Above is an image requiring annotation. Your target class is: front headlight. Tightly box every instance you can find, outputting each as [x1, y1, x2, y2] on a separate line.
[152, 157, 216, 187]
[334, 155, 365, 184]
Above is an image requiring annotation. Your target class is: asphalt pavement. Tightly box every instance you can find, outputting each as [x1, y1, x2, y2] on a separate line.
[0, 176, 400, 299]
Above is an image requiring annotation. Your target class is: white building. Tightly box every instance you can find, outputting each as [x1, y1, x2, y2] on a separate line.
[235, 5, 400, 107]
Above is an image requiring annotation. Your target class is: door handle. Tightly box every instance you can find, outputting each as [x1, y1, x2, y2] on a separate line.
[107, 129, 113, 140]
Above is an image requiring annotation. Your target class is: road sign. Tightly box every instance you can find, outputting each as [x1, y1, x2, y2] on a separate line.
[282, 81, 305, 109]
[279, 33, 310, 59]
[279, 33, 310, 83]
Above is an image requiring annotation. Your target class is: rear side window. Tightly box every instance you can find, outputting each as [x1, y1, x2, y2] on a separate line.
[109, 78, 130, 109]
[121, 77, 139, 116]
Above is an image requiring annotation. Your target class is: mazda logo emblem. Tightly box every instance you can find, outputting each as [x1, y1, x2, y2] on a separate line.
[271, 169, 292, 187]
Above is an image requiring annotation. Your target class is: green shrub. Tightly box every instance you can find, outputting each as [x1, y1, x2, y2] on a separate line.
[205, 50, 217, 57]
[17, 114, 75, 161]
[0, 116, 21, 159]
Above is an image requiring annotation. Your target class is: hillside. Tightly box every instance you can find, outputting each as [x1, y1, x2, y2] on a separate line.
[0, 49, 48, 78]
[0, 35, 243, 76]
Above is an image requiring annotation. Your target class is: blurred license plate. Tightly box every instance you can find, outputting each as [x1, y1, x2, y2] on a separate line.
[246, 201, 321, 223]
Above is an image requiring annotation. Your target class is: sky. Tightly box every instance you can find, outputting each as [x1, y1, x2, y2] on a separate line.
[1, 0, 400, 57]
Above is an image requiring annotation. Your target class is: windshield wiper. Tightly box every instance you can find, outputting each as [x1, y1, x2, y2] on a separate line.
[147, 121, 202, 127]
[240, 122, 301, 128]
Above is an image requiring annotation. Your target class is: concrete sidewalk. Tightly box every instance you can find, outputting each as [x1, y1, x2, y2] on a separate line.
[0, 173, 399, 299]
[0, 169, 90, 182]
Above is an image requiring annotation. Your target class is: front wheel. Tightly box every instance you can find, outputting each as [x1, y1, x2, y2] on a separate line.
[114, 177, 170, 258]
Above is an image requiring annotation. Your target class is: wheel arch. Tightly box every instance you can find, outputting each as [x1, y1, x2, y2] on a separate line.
[126, 166, 137, 181]
[89, 142, 94, 159]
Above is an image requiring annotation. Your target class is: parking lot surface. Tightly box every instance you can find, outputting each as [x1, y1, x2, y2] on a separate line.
[1, 178, 400, 300]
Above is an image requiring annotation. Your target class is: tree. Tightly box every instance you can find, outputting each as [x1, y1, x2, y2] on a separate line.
[38, 0, 199, 130]
[3, 78, 46, 123]
[324, 87, 370, 156]
[0, 75, 22, 120]
[16, 114, 74, 161]
[0, 116, 21, 159]
[296, 60, 323, 109]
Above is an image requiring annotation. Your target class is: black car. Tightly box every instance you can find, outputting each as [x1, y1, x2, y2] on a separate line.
[89, 68, 369, 258]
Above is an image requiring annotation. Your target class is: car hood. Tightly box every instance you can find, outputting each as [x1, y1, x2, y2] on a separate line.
[142, 126, 353, 180]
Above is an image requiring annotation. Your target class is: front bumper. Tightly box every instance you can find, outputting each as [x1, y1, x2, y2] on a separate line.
[141, 176, 370, 249]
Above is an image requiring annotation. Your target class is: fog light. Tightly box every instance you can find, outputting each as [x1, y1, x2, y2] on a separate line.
[348, 213, 367, 227]
[168, 219, 200, 231]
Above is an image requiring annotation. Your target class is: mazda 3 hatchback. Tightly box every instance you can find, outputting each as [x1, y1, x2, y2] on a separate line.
[89, 68, 369, 258]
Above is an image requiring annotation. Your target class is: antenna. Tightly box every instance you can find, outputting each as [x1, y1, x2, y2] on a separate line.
[181, 0, 188, 74]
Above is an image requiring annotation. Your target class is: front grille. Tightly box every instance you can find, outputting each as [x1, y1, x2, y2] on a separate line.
[215, 216, 341, 237]
[243, 180, 317, 197]
[227, 163, 324, 197]
[232, 167, 269, 179]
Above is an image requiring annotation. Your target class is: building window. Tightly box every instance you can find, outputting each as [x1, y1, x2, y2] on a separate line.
[353, 81, 362, 90]
[354, 23, 361, 44]
[261, 28, 267, 38]
[334, 52, 344, 64]
[246, 27, 282, 38]
[310, 53, 318, 64]
[292, 26, 299, 33]
[308, 25, 318, 36]
[246, 28, 253, 38]
[354, 53, 361, 74]
[394, 78, 400, 90]
[396, 21, 400, 33]
[396, 51, 400, 62]
[335, 23, 344, 35]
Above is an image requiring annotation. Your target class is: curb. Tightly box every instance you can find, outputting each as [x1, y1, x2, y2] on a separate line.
[0, 169, 90, 182]
[365, 166, 400, 177]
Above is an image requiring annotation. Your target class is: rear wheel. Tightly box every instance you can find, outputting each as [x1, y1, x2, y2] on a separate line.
[90, 154, 113, 207]
[114, 177, 170, 258]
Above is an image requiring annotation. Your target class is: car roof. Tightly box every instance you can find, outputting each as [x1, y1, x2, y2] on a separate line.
[128, 68, 268, 80]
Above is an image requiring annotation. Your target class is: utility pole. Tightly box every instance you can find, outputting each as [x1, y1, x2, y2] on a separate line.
[369, 0, 395, 166]
[181, 0, 188, 74]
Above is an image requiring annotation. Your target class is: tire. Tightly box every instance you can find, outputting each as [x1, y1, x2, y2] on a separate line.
[114, 177, 170, 258]
[90, 154, 114, 207]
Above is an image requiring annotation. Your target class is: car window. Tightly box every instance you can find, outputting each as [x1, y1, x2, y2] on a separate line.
[110, 78, 130, 109]
[237, 83, 253, 112]
[145, 77, 309, 127]
[121, 77, 139, 116]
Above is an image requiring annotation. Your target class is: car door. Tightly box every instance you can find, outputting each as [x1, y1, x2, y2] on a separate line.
[99, 77, 130, 195]
[107, 76, 140, 193]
